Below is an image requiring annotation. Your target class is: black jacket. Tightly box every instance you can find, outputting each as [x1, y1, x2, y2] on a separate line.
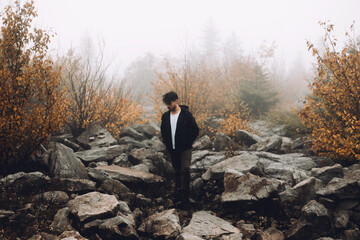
[161, 105, 199, 152]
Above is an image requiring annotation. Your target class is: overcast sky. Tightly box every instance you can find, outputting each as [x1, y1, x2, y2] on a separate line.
[1, 0, 360, 74]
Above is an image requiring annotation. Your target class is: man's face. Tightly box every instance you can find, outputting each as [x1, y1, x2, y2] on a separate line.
[166, 100, 178, 111]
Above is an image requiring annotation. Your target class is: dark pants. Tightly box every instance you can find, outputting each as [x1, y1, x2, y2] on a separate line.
[169, 148, 192, 200]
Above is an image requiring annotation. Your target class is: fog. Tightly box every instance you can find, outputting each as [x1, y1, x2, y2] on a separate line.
[1, 0, 356, 70]
[1, 0, 360, 79]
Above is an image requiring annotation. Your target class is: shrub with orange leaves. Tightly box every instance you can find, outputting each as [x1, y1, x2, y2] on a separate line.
[59, 48, 146, 139]
[98, 86, 146, 139]
[0, 1, 67, 167]
[299, 22, 360, 161]
[218, 104, 250, 138]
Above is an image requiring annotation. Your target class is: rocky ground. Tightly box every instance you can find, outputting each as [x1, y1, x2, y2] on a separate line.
[0, 120, 359, 240]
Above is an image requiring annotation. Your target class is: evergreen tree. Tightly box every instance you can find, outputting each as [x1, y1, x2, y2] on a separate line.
[239, 64, 279, 118]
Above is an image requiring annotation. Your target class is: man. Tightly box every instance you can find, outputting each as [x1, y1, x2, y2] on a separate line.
[160, 91, 199, 205]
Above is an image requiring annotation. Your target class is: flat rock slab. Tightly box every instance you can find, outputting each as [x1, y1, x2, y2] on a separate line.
[76, 145, 127, 163]
[95, 165, 163, 184]
[221, 171, 283, 202]
[138, 209, 181, 239]
[67, 192, 120, 222]
[183, 211, 240, 238]
[202, 152, 263, 181]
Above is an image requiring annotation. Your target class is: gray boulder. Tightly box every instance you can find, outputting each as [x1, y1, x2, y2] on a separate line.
[262, 162, 308, 187]
[191, 150, 214, 164]
[221, 171, 284, 202]
[117, 136, 149, 150]
[0, 172, 50, 194]
[49, 143, 88, 179]
[284, 200, 332, 239]
[112, 153, 130, 167]
[281, 136, 294, 153]
[96, 215, 138, 239]
[317, 169, 360, 200]
[50, 207, 73, 234]
[148, 157, 174, 178]
[128, 147, 163, 165]
[131, 163, 150, 172]
[235, 130, 262, 146]
[62, 138, 81, 152]
[120, 126, 147, 141]
[193, 135, 213, 150]
[213, 132, 237, 151]
[257, 152, 316, 186]
[183, 211, 240, 239]
[143, 136, 166, 152]
[248, 136, 282, 152]
[191, 153, 227, 173]
[83, 201, 137, 239]
[97, 179, 133, 201]
[311, 164, 344, 185]
[77, 124, 117, 148]
[301, 200, 331, 223]
[33, 191, 69, 205]
[177, 233, 204, 240]
[249, 120, 285, 137]
[76, 145, 127, 164]
[129, 148, 173, 177]
[87, 168, 110, 183]
[334, 209, 351, 229]
[138, 209, 181, 239]
[276, 153, 317, 171]
[132, 121, 160, 139]
[67, 192, 120, 222]
[202, 152, 264, 181]
[280, 177, 324, 209]
[95, 165, 164, 184]
[52, 178, 96, 193]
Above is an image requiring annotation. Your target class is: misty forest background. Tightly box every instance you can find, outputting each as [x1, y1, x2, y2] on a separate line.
[1, 0, 360, 174]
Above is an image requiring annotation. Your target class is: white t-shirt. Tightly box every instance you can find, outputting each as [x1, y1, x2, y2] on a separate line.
[170, 110, 181, 149]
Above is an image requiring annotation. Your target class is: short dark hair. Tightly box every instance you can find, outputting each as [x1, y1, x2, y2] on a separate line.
[162, 91, 178, 105]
